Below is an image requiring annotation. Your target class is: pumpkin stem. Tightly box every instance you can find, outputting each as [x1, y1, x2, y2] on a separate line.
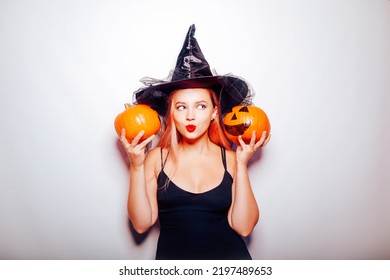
[124, 103, 133, 109]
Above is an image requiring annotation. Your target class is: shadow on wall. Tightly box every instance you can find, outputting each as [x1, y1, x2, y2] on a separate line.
[116, 138, 159, 245]
[128, 219, 160, 245]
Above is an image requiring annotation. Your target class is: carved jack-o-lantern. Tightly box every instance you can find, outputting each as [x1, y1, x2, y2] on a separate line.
[223, 105, 271, 144]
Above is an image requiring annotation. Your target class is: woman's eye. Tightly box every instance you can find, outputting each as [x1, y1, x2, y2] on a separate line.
[176, 105, 186, 111]
[197, 104, 207, 110]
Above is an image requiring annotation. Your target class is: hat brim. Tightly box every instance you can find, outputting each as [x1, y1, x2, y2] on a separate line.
[134, 75, 249, 116]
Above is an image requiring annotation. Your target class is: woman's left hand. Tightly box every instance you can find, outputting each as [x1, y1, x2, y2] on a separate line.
[236, 131, 271, 165]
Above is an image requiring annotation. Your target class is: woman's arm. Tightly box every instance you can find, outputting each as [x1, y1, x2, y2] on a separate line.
[228, 131, 271, 237]
[120, 129, 159, 234]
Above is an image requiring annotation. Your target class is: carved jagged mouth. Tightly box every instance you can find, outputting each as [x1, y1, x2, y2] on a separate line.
[224, 122, 252, 136]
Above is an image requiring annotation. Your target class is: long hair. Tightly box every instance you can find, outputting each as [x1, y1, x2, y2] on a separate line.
[158, 88, 232, 161]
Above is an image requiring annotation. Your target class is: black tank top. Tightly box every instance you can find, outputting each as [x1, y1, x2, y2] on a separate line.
[156, 148, 252, 260]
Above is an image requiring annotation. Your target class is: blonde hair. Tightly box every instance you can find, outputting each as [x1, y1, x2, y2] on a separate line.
[158, 88, 232, 160]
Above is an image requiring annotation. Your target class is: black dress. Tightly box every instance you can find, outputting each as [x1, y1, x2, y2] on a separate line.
[156, 148, 252, 260]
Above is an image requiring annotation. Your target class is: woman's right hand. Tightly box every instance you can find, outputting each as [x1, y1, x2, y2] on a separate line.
[119, 128, 155, 167]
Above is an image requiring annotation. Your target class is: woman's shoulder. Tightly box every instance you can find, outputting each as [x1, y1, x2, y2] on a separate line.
[225, 148, 236, 159]
[144, 147, 162, 172]
[146, 147, 171, 178]
[145, 146, 169, 166]
[146, 146, 161, 159]
[224, 148, 236, 175]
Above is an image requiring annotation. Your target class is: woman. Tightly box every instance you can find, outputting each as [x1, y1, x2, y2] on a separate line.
[119, 25, 270, 259]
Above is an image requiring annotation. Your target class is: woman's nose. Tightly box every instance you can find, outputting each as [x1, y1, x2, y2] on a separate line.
[186, 108, 195, 120]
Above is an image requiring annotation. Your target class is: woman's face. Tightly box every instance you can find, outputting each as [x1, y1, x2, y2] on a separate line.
[171, 88, 217, 141]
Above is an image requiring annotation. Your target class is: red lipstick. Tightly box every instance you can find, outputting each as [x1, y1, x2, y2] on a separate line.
[186, 125, 196, 132]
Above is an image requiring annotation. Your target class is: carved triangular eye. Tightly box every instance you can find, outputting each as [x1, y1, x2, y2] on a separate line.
[231, 113, 237, 121]
[238, 106, 249, 112]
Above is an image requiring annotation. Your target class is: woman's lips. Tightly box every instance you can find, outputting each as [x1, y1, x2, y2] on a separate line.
[186, 125, 196, 132]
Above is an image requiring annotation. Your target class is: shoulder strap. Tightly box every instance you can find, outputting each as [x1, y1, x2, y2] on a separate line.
[160, 148, 164, 170]
[221, 148, 227, 171]
[160, 148, 170, 171]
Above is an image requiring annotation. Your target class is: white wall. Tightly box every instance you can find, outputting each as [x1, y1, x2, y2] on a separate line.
[1, 0, 389, 259]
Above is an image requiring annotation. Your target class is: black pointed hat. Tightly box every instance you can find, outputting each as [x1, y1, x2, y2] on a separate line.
[134, 24, 251, 116]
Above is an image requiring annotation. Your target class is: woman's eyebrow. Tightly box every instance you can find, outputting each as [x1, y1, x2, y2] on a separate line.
[175, 99, 208, 104]
[174, 101, 186, 105]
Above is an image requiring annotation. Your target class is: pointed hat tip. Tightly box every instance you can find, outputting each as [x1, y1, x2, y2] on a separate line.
[188, 24, 196, 36]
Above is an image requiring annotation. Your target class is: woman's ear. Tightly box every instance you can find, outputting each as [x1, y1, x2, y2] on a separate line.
[211, 107, 217, 120]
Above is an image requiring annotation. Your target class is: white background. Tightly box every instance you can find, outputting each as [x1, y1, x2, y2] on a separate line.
[0, 0, 389, 259]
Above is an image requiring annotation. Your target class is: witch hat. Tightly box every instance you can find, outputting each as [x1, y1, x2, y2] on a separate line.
[134, 24, 250, 116]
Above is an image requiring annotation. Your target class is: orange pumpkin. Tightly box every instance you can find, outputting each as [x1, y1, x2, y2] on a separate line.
[223, 105, 270, 144]
[114, 104, 160, 142]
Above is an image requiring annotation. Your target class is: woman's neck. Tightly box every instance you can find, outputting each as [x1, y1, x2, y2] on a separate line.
[178, 135, 217, 154]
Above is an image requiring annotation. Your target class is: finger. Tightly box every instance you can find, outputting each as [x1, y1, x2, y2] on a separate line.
[250, 131, 257, 146]
[138, 134, 156, 150]
[120, 128, 131, 148]
[254, 131, 269, 149]
[263, 133, 271, 146]
[119, 130, 133, 153]
[131, 130, 145, 146]
[254, 141, 262, 150]
[120, 128, 127, 141]
[260, 130, 267, 141]
[238, 135, 246, 148]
